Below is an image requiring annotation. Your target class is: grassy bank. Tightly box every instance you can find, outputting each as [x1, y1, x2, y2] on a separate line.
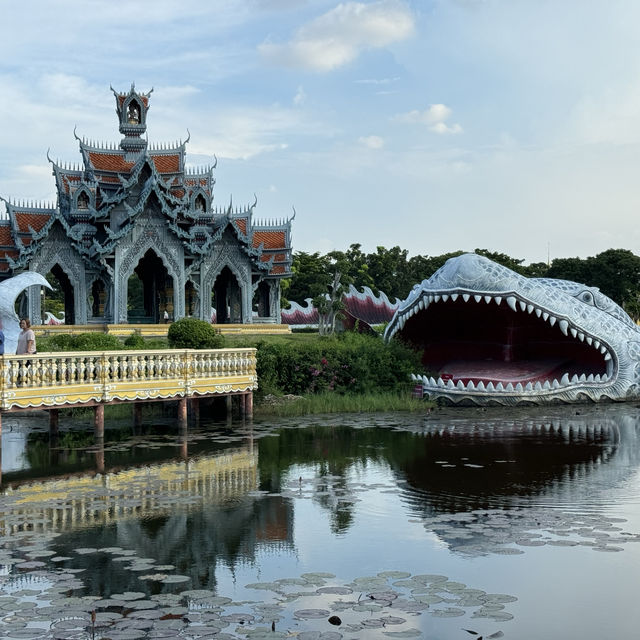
[255, 391, 430, 417]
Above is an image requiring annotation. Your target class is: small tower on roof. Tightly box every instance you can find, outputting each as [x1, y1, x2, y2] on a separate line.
[111, 83, 153, 154]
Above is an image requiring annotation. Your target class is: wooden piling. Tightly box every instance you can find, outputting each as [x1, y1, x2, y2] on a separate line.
[178, 397, 187, 429]
[245, 391, 253, 418]
[49, 409, 59, 438]
[94, 404, 104, 439]
[133, 402, 142, 430]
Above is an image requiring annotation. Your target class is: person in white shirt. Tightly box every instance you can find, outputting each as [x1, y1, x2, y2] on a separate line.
[17, 318, 36, 355]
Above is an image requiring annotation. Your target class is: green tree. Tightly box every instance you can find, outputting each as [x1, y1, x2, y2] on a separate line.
[285, 251, 332, 304]
[585, 249, 640, 307]
[365, 246, 412, 300]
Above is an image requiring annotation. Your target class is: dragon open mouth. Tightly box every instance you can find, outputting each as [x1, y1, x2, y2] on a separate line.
[398, 291, 614, 394]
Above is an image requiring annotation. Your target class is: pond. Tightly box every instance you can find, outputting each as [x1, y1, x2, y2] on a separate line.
[1, 403, 640, 639]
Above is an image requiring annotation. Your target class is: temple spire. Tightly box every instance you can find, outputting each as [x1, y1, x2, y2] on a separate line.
[112, 83, 153, 154]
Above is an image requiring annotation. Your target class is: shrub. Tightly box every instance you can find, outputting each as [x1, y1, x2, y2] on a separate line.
[167, 317, 225, 349]
[255, 332, 421, 397]
[124, 333, 145, 349]
[71, 333, 123, 351]
[43, 333, 76, 351]
[39, 332, 123, 352]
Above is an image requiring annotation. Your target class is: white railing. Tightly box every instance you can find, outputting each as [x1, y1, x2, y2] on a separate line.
[0, 348, 257, 410]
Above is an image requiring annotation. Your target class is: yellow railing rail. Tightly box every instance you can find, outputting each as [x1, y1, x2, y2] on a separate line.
[0, 348, 257, 411]
[35, 323, 291, 338]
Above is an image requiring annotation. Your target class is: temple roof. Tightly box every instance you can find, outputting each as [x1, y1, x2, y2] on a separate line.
[0, 86, 293, 279]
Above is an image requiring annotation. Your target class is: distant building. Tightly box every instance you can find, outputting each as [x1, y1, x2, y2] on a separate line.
[0, 84, 293, 325]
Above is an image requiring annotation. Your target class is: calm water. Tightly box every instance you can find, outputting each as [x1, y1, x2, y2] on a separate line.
[1, 403, 640, 639]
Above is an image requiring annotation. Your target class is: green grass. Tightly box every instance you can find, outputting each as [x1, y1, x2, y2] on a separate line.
[254, 391, 431, 417]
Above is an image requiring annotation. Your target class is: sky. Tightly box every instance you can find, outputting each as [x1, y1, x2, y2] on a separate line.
[1, 0, 640, 265]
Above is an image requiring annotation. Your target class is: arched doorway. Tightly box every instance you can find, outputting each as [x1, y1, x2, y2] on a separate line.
[127, 250, 173, 323]
[253, 281, 271, 319]
[90, 279, 106, 319]
[43, 265, 75, 324]
[185, 280, 197, 317]
[212, 266, 242, 324]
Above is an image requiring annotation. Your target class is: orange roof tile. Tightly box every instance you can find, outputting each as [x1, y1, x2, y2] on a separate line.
[234, 219, 247, 234]
[89, 153, 134, 173]
[261, 253, 286, 263]
[172, 189, 185, 198]
[253, 230, 286, 249]
[98, 175, 121, 183]
[152, 155, 180, 173]
[0, 227, 12, 246]
[270, 265, 286, 274]
[15, 213, 51, 233]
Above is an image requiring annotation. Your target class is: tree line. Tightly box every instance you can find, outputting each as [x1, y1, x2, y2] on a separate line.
[283, 245, 640, 321]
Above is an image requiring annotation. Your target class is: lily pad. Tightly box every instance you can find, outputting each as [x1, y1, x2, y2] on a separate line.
[294, 608, 331, 619]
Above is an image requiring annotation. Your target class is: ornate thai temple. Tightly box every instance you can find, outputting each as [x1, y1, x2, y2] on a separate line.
[0, 85, 293, 325]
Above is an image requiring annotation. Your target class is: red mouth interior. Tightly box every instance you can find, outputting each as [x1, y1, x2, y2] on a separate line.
[401, 298, 608, 386]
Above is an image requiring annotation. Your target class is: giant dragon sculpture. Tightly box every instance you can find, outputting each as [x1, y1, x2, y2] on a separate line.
[282, 284, 400, 331]
[384, 253, 640, 405]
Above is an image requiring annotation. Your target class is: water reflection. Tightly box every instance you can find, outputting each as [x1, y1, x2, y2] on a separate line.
[1, 405, 640, 638]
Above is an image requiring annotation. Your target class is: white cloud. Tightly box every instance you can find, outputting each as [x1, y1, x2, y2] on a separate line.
[358, 135, 384, 149]
[259, 1, 415, 72]
[187, 105, 307, 160]
[395, 104, 463, 134]
[294, 85, 307, 106]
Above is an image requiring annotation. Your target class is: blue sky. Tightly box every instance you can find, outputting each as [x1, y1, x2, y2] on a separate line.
[1, 0, 640, 264]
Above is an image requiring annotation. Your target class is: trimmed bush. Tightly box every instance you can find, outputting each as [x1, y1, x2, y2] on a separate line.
[39, 332, 122, 352]
[167, 317, 225, 349]
[124, 333, 145, 349]
[70, 333, 123, 351]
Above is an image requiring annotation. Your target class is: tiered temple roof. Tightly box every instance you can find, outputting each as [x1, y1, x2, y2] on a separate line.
[0, 84, 293, 278]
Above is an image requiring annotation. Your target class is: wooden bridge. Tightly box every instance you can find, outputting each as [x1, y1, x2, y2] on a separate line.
[0, 348, 257, 437]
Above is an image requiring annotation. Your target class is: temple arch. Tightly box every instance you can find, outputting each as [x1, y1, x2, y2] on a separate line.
[126, 249, 174, 324]
[27, 225, 87, 324]
[212, 266, 242, 324]
[88, 277, 107, 320]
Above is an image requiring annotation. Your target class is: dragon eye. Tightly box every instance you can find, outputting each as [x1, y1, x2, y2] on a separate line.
[580, 291, 594, 304]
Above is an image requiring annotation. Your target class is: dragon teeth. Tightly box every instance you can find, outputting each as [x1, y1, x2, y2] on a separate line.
[507, 296, 518, 311]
